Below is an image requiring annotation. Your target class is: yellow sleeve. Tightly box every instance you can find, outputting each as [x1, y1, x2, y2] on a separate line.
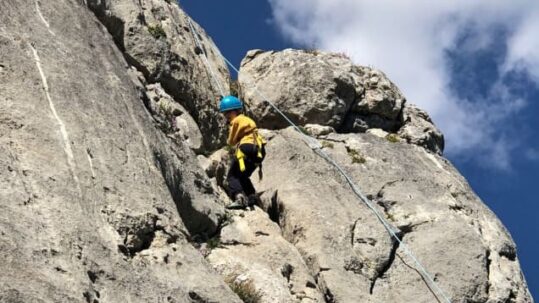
[227, 118, 240, 146]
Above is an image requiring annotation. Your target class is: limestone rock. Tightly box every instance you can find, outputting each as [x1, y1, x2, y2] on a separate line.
[0, 0, 533, 302]
[87, 0, 230, 150]
[352, 67, 405, 119]
[238, 49, 444, 154]
[253, 128, 532, 303]
[398, 103, 445, 155]
[304, 124, 335, 137]
[207, 208, 325, 303]
[146, 83, 203, 152]
[197, 149, 230, 203]
[0, 1, 238, 301]
[366, 128, 389, 138]
[199, 148, 230, 184]
[239, 49, 358, 129]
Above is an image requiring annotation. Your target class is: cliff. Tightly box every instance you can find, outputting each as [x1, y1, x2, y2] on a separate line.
[0, 1, 533, 302]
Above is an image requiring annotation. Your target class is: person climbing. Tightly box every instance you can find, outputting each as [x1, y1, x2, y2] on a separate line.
[219, 95, 266, 209]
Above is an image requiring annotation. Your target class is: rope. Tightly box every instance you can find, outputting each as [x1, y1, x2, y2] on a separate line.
[185, 16, 227, 97]
[221, 56, 452, 303]
[180, 5, 451, 302]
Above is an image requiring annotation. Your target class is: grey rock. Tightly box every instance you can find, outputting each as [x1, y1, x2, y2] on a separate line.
[238, 49, 444, 154]
[253, 128, 532, 303]
[239, 49, 358, 129]
[366, 128, 389, 138]
[304, 124, 335, 137]
[87, 0, 231, 150]
[0, 1, 238, 301]
[341, 112, 401, 133]
[207, 208, 325, 303]
[199, 148, 230, 187]
[197, 150, 230, 203]
[398, 103, 445, 155]
[146, 83, 203, 152]
[350, 67, 405, 120]
[0, 1, 532, 302]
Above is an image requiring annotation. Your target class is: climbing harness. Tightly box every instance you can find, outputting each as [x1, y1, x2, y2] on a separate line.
[237, 130, 265, 176]
[183, 5, 451, 303]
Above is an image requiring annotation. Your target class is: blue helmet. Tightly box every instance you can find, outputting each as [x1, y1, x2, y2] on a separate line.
[219, 95, 243, 113]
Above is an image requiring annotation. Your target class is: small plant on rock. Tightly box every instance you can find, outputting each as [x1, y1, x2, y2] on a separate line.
[297, 126, 310, 135]
[322, 141, 334, 149]
[219, 211, 235, 228]
[226, 275, 262, 303]
[148, 24, 166, 39]
[304, 49, 320, 56]
[206, 236, 221, 250]
[385, 133, 400, 143]
[348, 149, 366, 164]
[157, 101, 176, 134]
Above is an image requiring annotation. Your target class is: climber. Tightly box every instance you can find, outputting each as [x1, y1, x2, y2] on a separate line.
[220, 95, 266, 209]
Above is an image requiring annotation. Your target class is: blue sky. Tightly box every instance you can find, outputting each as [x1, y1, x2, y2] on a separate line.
[181, 0, 538, 297]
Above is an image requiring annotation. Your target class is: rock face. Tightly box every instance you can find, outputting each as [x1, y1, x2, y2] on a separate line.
[0, 1, 534, 303]
[239, 49, 358, 130]
[239, 49, 444, 155]
[207, 208, 325, 303]
[0, 0, 238, 302]
[87, 0, 230, 151]
[253, 128, 532, 303]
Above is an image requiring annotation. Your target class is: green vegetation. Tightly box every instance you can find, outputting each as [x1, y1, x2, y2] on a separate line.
[226, 275, 262, 303]
[206, 236, 221, 250]
[157, 101, 175, 134]
[219, 211, 235, 228]
[304, 49, 321, 56]
[321, 141, 334, 149]
[297, 126, 310, 135]
[385, 133, 400, 143]
[148, 24, 166, 39]
[348, 149, 366, 164]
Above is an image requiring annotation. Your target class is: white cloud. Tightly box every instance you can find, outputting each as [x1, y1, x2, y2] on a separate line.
[505, 9, 539, 82]
[267, 0, 539, 169]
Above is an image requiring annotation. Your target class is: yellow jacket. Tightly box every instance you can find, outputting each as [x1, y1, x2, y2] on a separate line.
[227, 114, 265, 147]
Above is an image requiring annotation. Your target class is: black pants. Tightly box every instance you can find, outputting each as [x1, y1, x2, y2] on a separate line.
[227, 144, 265, 198]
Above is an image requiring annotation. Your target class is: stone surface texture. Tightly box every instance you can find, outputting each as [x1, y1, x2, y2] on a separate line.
[0, 0, 237, 302]
[207, 208, 325, 303]
[239, 49, 444, 155]
[253, 128, 532, 303]
[0, 1, 533, 303]
[87, 0, 230, 151]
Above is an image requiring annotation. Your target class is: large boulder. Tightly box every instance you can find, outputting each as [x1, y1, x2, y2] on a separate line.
[87, 0, 231, 150]
[239, 49, 359, 130]
[239, 49, 445, 155]
[341, 66, 405, 133]
[252, 128, 532, 303]
[0, 0, 239, 301]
